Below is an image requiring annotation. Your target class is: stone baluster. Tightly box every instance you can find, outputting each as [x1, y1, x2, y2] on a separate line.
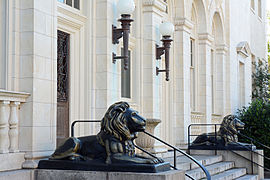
[9, 102, 20, 153]
[0, 101, 10, 153]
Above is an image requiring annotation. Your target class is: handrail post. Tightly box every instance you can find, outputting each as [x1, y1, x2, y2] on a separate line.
[174, 149, 176, 169]
[71, 121, 76, 137]
[188, 125, 191, 154]
[251, 141, 254, 174]
[215, 124, 217, 155]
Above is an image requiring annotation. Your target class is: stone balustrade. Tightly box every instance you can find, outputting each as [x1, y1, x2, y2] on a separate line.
[0, 90, 30, 171]
[190, 112, 204, 141]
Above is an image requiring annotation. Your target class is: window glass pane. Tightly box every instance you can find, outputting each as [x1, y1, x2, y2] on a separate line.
[66, 0, 72, 7]
[58, 0, 64, 3]
[211, 50, 215, 112]
[190, 39, 194, 67]
[74, 0, 80, 9]
[121, 50, 131, 98]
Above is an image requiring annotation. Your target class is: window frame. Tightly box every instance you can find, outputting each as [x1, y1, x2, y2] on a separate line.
[57, 0, 80, 10]
[190, 38, 196, 111]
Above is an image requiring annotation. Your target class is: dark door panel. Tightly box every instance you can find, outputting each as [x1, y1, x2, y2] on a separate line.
[57, 30, 70, 146]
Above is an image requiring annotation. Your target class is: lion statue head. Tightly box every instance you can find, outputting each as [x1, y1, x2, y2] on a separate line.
[100, 102, 146, 141]
[219, 115, 245, 143]
[220, 115, 245, 134]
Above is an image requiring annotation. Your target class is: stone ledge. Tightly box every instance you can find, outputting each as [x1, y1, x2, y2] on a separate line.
[0, 170, 34, 180]
[35, 169, 185, 180]
[0, 153, 25, 172]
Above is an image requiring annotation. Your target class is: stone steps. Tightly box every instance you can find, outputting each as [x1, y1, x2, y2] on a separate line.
[163, 153, 262, 180]
[164, 155, 223, 171]
[235, 175, 259, 180]
[186, 161, 235, 179]
[200, 168, 247, 180]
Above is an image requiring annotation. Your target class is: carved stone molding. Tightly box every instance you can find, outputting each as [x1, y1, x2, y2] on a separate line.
[198, 33, 214, 46]
[236, 41, 251, 58]
[216, 44, 229, 54]
[174, 18, 194, 33]
[142, 0, 167, 14]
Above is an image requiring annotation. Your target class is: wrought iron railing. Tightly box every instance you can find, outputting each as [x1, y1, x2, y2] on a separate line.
[188, 124, 270, 173]
[71, 120, 211, 180]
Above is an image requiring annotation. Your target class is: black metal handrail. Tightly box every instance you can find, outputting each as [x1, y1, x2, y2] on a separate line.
[71, 120, 211, 180]
[238, 132, 270, 150]
[143, 131, 211, 180]
[188, 123, 270, 173]
[71, 120, 101, 137]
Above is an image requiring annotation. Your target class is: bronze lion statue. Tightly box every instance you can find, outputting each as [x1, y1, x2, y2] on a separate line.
[191, 115, 245, 148]
[50, 102, 161, 164]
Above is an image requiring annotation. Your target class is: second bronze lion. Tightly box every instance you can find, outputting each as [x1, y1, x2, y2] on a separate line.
[191, 115, 245, 147]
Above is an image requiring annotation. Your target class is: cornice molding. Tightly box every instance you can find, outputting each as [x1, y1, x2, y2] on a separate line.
[174, 18, 194, 32]
[198, 33, 214, 46]
[216, 44, 229, 53]
[142, 0, 167, 14]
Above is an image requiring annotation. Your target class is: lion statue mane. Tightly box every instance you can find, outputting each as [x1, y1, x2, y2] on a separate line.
[50, 101, 160, 164]
[191, 115, 245, 147]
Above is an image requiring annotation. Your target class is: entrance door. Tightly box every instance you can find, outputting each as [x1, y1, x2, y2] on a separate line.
[57, 30, 70, 146]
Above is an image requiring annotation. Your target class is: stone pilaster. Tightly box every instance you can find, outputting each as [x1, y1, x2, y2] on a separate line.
[173, 18, 193, 145]
[19, 0, 57, 168]
[215, 44, 228, 116]
[198, 33, 213, 128]
[142, 0, 167, 119]
[142, 0, 167, 151]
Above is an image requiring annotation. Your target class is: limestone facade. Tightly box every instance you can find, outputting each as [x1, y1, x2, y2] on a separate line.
[0, 0, 267, 170]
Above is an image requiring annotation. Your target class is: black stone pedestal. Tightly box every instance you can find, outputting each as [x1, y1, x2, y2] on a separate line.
[189, 143, 256, 151]
[38, 160, 171, 173]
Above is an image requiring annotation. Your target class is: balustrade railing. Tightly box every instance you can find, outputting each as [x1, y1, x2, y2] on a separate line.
[0, 90, 30, 154]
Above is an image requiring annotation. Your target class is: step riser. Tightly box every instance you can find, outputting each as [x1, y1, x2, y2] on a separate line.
[202, 168, 247, 180]
[165, 155, 223, 171]
[191, 156, 223, 169]
[187, 162, 235, 179]
[236, 175, 259, 180]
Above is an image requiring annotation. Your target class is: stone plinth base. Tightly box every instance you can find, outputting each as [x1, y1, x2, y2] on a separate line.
[38, 160, 170, 173]
[0, 170, 34, 180]
[0, 153, 25, 172]
[35, 169, 184, 180]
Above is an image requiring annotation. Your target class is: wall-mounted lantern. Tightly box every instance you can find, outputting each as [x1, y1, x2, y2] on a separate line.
[156, 22, 174, 81]
[112, 0, 135, 70]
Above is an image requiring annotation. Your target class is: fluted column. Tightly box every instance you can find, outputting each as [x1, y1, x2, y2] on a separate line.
[0, 101, 10, 153]
[9, 102, 20, 153]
